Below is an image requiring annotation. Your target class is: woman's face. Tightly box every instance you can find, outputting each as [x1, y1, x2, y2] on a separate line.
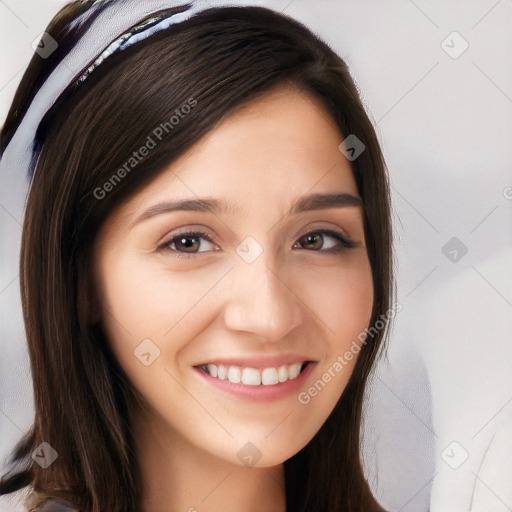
[92, 84, 373, 468]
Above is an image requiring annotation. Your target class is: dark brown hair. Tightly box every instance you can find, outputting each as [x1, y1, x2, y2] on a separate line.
[0, 2, 392, 511]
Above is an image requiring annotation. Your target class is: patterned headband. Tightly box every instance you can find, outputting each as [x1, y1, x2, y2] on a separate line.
[0, 0, 246, 221]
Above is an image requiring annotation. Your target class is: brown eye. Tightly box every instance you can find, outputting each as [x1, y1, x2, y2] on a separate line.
[300, 232, 324, 250]
[159, 230, 218, 257]
[174, 234, 202, 253]
[294, 230, 355, 252]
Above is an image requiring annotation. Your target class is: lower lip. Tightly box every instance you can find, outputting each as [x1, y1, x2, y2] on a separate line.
[193, 363, 316, 401]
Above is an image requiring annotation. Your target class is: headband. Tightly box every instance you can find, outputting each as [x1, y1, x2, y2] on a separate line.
[0, 0, 249, 224]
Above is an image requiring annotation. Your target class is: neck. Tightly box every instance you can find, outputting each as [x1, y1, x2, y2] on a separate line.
[133, 408, 287, 512]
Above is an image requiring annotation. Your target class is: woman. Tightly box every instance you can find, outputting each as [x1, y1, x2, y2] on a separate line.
[0, 1, 393, 511]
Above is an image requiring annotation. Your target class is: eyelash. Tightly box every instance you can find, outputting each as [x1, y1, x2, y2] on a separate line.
[158, 229, 355, 259]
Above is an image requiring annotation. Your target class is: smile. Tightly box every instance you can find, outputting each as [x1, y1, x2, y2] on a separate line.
[197, 362, 310, 386]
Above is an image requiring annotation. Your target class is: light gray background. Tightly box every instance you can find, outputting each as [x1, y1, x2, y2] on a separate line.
[1, 1, 511, 511]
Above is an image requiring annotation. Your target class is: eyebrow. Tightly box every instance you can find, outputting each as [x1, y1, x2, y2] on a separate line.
[132, 192, 363, 227]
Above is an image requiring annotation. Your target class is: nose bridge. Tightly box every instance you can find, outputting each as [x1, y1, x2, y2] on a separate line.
[222, 248, 303, 341]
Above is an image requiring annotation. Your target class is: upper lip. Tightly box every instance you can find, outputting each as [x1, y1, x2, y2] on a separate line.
[194, 354, 317, 369]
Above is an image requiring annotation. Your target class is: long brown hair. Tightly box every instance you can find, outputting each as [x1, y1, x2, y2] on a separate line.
[0, 2, 392, 511]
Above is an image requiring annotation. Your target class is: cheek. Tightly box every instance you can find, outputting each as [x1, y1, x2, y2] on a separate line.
[95, 256, 168, 340]
[93, 251, 224, 366]
[297, 255, 372, 382]
[292, 256, 373, 432]
[301, 255, 374, 345]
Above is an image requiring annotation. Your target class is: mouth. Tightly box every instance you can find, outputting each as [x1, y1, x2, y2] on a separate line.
[195, 361, 312, 386]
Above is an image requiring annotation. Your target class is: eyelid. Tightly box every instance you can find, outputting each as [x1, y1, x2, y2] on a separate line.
[157, 225, 215, 246]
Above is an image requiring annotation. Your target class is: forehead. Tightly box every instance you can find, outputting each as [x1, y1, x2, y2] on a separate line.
[113, 84, 358, 224]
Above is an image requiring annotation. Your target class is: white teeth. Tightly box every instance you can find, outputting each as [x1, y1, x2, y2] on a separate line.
[200, 362, 307, 386]
[288, 362, 302, 379]
[277, 365, 288, 382]
[217, 364, 226, 380]
[227, 366, 241, 383]
[242, 367, 261, 386]
[261, 367, 279, 385]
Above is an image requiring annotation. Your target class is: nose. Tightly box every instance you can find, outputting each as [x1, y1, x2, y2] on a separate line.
[222, 253, 304, 343]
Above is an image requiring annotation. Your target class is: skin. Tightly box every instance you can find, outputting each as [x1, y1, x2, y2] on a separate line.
[92, 83, 374, 512]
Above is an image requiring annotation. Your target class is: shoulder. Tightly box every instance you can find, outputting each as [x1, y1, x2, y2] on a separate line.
[28, 496, 81, 512]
